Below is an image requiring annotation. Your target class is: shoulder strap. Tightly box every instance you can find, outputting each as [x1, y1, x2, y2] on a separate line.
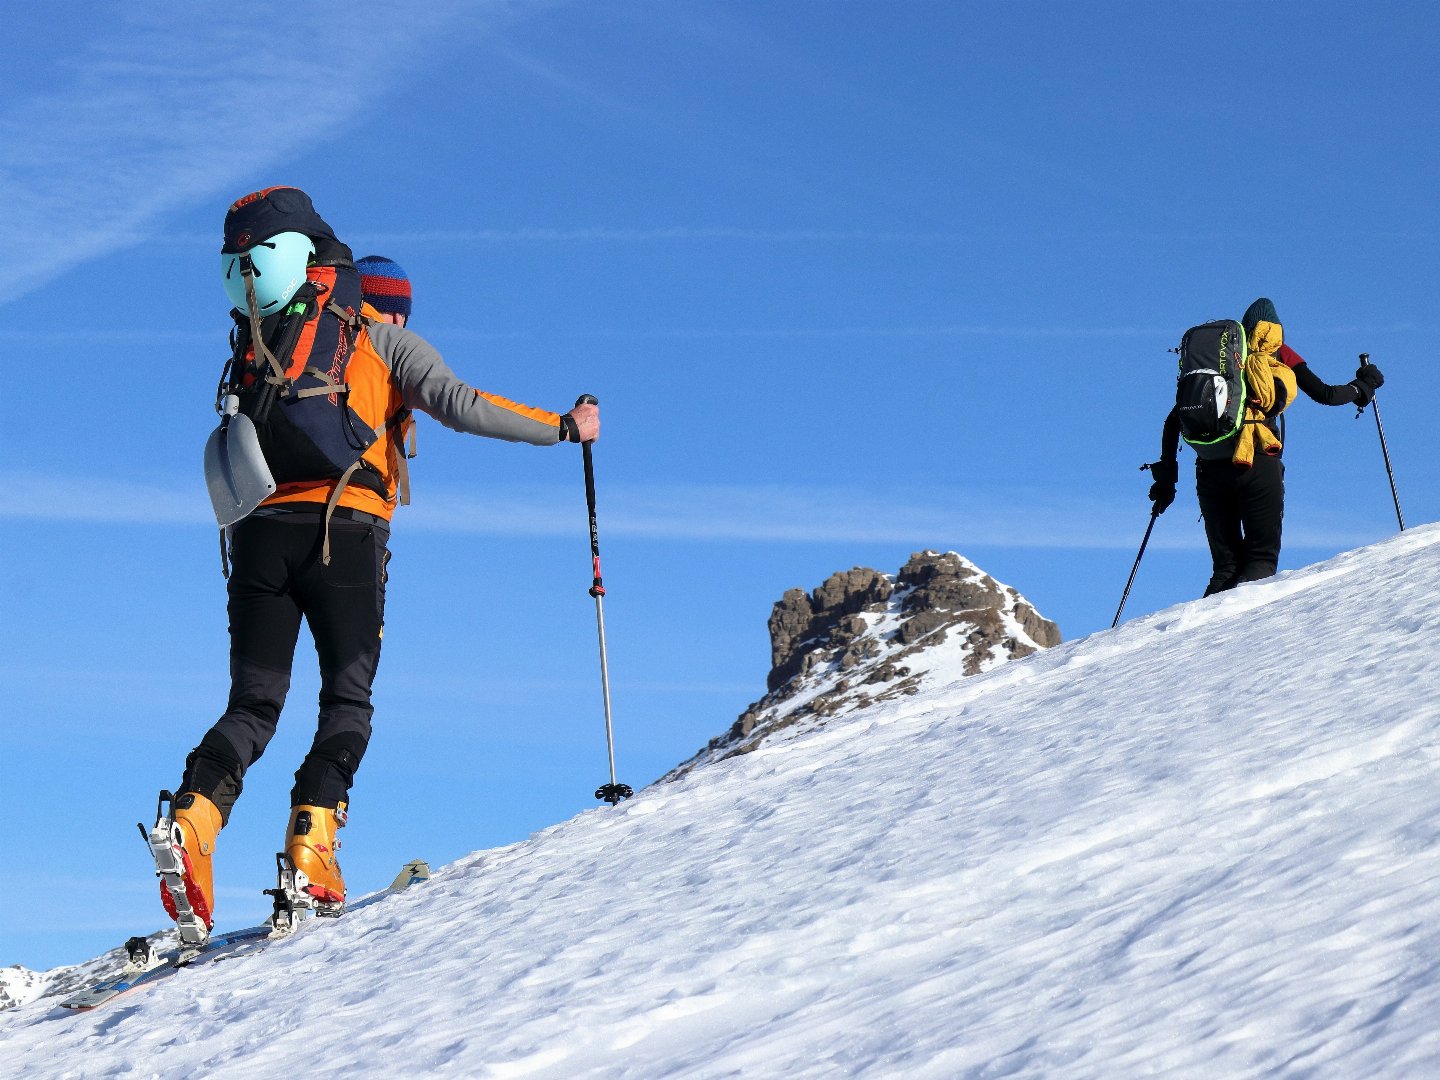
[327, 299, 364, 333]
[220, 284, 323, 415]
[241, 272, 290, 388]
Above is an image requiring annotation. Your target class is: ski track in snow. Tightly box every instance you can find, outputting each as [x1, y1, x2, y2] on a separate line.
[5, 526, 1440, 1078]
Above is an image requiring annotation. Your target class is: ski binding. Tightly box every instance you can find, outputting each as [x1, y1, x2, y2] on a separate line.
[142, 791, 211, 951]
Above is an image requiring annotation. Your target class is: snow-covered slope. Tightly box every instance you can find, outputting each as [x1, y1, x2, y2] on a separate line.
[5, 527, 1440, 1078]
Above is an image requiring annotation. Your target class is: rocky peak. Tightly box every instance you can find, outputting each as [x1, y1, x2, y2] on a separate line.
[672, 551, 1060, 776]
[767, 567, 894, 692]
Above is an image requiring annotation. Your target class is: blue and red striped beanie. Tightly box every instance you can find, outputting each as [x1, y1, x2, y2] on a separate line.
[356, 255, 412, 318]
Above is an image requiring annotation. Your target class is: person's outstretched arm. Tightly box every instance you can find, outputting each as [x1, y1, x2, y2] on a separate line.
[1280, 343, 1384, 407]
[372, 322, 597, 444]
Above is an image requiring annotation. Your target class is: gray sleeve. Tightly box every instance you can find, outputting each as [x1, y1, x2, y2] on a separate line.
[369, 323, 562, 446]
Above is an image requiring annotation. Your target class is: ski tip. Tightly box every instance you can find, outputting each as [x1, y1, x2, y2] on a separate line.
[388, 860, 431, 890]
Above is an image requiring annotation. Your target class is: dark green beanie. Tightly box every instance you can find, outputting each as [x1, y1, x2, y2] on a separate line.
[1242, 297, 1279, 334]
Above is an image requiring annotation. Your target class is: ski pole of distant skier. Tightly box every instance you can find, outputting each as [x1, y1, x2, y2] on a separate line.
[1112, 509, 1160, 628]
[1356, 353, 1404, 532]
[576, 394, 632, 805]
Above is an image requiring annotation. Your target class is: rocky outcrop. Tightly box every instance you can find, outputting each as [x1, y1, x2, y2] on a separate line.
[766, 566, 895, 692]
[670, 551, 1060, 777]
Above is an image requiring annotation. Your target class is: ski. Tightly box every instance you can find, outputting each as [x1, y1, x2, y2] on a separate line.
[57, 859, 430, 1012]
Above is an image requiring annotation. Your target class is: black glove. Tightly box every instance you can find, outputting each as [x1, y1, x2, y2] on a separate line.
[1146, 459, 1178, 515]
[1350, 363, 1384, 407]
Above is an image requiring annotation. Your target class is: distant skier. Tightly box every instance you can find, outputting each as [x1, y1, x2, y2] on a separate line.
[159, 188, 599, 936]
[1147, 297, 1384, 596]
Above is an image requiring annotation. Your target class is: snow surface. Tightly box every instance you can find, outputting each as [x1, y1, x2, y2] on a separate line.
[5, 527, 1440, 1078]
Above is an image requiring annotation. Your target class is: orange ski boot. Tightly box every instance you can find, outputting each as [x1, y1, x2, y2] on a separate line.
[285, 802, 347, 909]
[155, 791, 222, 940]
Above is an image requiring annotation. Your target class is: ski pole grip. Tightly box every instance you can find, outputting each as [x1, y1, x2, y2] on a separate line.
[573, 395, 600, 450]
[582, 441, 598, 517]
[574, 394, 602, 581]
[584, 443, 605, 592]
[1354, 353, 1373, 419]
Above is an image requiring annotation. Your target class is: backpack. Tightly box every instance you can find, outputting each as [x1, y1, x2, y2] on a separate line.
[1175, 319, 1248, 459]
[218, 261, 383, 489]
[205, 260, 412, 564]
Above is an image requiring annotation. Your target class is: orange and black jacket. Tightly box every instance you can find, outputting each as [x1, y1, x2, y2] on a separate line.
[260, 303, 565, 520]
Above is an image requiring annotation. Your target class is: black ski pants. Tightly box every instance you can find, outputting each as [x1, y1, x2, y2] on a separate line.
[1195, 454, 1285, 597]
[181, 510, 389, 823]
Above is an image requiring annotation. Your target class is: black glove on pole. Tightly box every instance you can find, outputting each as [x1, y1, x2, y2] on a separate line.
[1145, 459, 1178, 516]
[576, 395, 632, 805]
[1356, 353, 1405, 531]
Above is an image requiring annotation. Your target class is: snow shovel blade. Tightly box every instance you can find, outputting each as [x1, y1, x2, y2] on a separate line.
[204, 412, 276, 527]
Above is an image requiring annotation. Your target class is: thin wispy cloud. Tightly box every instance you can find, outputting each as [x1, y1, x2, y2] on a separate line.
[366, 227, 973, 243]
[0, 3, 508, 306]
[0, 329, 215, 344]
[0, 320, 1425, 346]
[552, 324, 1172, 341]
[60, 224, 1429, 266]
[2, 473, 1382, 552]
[357, 227, 1439, 246]
[483, 32, 648, 120]
[122, 223, 1418, 247]
[6, 475, 210, 526]
[546, 322, 1428, 342]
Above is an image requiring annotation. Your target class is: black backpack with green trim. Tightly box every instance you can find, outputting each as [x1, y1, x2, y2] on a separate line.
[1175, 319, 1248, 459]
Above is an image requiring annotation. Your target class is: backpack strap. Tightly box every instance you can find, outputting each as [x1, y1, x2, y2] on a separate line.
[356, 316, 418, 507]
[382, 409, 416, 506]
[241, 270, 289, 388]
[316, 303, 393, 560]
[320, 461, 365, 566]
[223, 283, 321, 411]
[327, 300, 365, 338]
[291, 367, 350, 399]
[318, 414, 414, 564]
[285, 299, 367, 400]
[401, 414, 416, 505]
[311, 315, 419, 538]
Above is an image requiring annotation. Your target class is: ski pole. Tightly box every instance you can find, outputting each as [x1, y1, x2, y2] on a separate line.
[1112, 509, 1160, 628]
[1355, 353, 1404, 532]
[575, 394, 632, 806]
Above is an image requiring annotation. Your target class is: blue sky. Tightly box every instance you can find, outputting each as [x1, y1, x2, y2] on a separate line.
[2, 1, 1435, 970]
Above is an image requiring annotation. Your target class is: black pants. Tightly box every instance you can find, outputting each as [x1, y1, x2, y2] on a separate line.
[1195, 454, 1284, 596]
[181, 511, 389, 823]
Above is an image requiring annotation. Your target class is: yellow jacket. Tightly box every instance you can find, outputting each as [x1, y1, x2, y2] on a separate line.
[1232, 319, 1297, 468]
